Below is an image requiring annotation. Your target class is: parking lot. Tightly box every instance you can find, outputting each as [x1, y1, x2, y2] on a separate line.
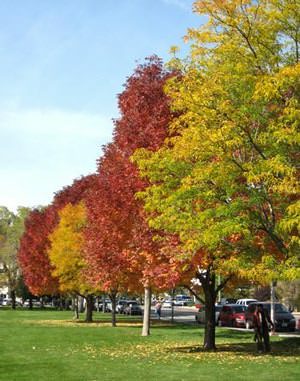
[154, 306, 300, 337]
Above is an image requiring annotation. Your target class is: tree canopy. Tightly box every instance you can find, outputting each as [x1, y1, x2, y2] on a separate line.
[133, 0, 300, 349]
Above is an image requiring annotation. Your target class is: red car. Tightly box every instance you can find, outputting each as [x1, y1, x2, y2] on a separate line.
[218, 304, 247, 327]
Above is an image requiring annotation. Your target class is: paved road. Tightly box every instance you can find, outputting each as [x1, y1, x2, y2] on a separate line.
[151, 305, 196, 323]
[151, 306, 300, 337]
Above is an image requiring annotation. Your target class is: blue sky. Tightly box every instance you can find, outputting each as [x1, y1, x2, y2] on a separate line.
[0, 0, 203, 211]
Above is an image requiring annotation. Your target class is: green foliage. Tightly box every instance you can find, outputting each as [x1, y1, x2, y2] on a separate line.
[0, 206, 30, 294]
[134, 0, 300, 283]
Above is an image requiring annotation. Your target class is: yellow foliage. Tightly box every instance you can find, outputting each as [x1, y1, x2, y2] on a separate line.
[48, 202, 92, 295]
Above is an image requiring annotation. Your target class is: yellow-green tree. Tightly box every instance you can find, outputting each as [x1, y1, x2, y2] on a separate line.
[0, 206, 30, 309]
[48, 202, 96, 322]
[134, 0, 299, 349]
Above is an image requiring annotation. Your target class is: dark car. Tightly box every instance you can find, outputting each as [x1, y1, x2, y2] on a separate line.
[220, 298, 237, 305]
[123, 301, 142, 316]
[245, 302, 296, 332]
[218, 304, 247, 327]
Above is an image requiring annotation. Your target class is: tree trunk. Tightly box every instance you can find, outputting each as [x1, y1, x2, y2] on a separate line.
[202, 273, 217, 351]
[110, 293, 117, 327]
[73, 295, 79, 320]
[29, 296, 33, 310]
[64, 296, 70, 311]
[78, 296, 84, 313]
[11, 290, 16, 310]
[59, 296, 64, 310]
[85, 295, 94, 323]
[171, 288, 175, 323]
[102, 296, 106, 313]
[142, 286, 152, 336]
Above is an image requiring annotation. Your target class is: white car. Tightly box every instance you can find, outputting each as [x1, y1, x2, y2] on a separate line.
[162, 300, 173, 308]
[173, 296, 192, 306]
[235, 298, 257, 306]
[1, 298, 12, 306]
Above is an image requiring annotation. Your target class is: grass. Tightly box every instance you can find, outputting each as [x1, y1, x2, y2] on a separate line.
[0, 308, 299, 381]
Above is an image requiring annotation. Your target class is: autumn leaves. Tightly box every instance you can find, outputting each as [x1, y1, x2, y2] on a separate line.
[17, 1, 299, 349]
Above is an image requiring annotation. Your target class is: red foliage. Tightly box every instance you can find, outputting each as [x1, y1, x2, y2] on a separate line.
[114, 55, 174, 155]
[84, 57, 186, 293]
[84, 144, 142, 293]
[18, 208, 59, 296]
[18, 174, 97, 296]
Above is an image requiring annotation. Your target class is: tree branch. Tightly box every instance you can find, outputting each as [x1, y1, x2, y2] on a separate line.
[215, 275, 233, 294]
[183, 285, 205, 304]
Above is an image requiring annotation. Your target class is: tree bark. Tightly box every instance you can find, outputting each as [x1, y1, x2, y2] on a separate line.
[73, 295, 79, 320]
[78, 295, 84, 313]
[64, 296, 70, 311]
[85, 294, 94, 323]
[171, 288, 175, 323]
[110, 293, 117, 327]
[102, 296, 106, 313]
[29, 296, 33, 310]
[11, 290, 16, 310]
[59, 296, 64, 310]
[142, 286, 152, 336]
[202, 272, 217, 351]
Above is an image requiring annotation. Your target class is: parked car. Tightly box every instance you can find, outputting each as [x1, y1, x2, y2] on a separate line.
[123, 301, 142, 315]
[106, 301, 113, 312]
[173, 295, 192, 306]
[218, 304, 247, 327]
[116, 300, 128, 314]
[1, 298, 12, 306]
[219, 298, 237, 305]
[236, 298, 257, 306]
[95, 299, 112, 312]
[23, 299, 41, 307]
[195, 304, 223, 324]
[162, 300, 173, 308]
[245, 302, 296, 331]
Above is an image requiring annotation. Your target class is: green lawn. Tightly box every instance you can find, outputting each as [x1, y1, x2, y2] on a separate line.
[0, 309, 299, 381]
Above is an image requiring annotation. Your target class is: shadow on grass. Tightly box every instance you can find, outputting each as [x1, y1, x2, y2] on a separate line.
[167, 337, 300, 357]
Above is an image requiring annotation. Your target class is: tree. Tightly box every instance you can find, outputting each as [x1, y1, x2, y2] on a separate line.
[18, 175, 97, 297]
[48, 202, 96, 322]
[84, 57, 186, 331]
[0, 206, 30, 309]
[18, 207, 59, 296]
[276, 280, 300, 311]
[134, 0, 300, 349]
[85, 143, 142, 327]
[15, 275, 35, 309]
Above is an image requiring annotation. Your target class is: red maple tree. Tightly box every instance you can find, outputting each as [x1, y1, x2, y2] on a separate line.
[18, 207, 59, 296]
[84, 57, 187, 331]
[18, 174, 96, 296]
